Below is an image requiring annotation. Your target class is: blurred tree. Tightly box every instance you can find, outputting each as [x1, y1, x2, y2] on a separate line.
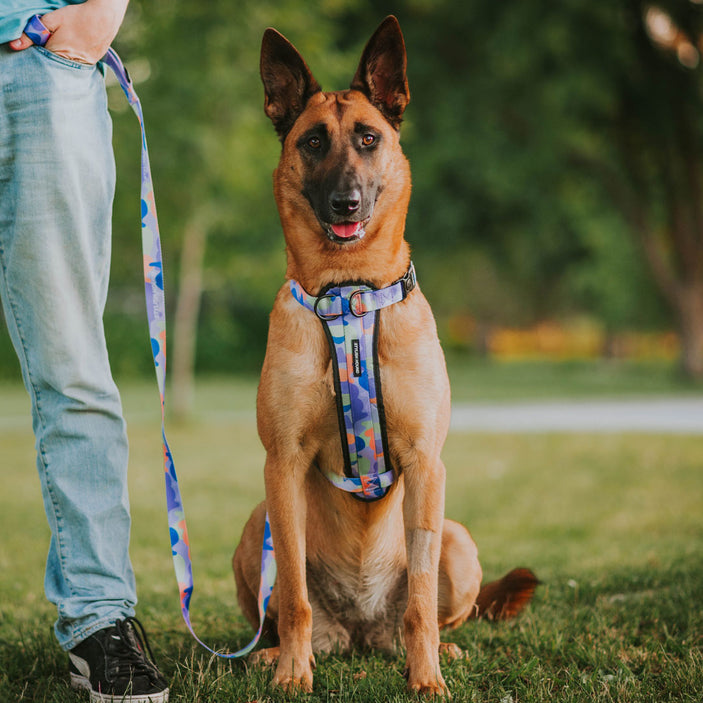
[581, 0, 703, 379]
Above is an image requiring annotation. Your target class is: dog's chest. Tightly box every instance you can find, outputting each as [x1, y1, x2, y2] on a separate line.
[307, 538, 406, 627]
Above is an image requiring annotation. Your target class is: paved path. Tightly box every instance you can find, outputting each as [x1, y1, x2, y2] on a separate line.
[450, 397, 703, 434]
[2, 397, 702, 435]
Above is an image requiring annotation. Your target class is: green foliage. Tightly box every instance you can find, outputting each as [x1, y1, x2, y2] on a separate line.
[385, 0, 679, 331]
[1, 0, 696, 379]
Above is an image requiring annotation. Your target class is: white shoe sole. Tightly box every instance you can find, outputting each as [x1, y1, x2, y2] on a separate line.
[71, 672, 169, 703]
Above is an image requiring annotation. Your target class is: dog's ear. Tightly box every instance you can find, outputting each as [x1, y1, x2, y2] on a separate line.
[261, 28, 322, 141]
[350, 16, 410, 130]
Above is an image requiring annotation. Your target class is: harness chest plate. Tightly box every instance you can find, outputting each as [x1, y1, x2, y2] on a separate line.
[290, 263, 416, 501]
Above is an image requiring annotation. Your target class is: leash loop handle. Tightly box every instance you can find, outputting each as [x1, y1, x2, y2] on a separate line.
[24, 14, 51, 45]
[24, 14, 275, 660]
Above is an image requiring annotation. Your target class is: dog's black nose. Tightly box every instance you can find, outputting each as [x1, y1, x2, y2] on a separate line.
[330, 189, 361, 215]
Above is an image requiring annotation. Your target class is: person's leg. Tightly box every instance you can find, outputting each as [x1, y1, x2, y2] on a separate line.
[0, 44, 136, 650]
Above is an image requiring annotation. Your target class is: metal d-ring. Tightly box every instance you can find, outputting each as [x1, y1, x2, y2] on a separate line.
[349, 289, 369, 317]
[314, 294, 341, 320]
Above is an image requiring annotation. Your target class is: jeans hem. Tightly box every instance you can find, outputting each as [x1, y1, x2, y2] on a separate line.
[59, 610, 137, 651]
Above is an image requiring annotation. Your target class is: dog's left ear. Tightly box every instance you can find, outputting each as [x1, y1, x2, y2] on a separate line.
[350, 16, 410, 130]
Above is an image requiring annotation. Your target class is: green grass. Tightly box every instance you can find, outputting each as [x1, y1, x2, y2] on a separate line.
[1, 363, 702, 701]
[444, 356, 701, 401]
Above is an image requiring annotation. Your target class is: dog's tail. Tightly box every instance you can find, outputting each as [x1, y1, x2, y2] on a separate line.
[469, 567, 540, 621]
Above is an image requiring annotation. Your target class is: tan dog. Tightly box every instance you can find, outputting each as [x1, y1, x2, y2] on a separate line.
[232, 16, 537, 695]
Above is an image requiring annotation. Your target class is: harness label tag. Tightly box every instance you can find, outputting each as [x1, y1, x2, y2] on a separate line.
[351, 339, 362, 377]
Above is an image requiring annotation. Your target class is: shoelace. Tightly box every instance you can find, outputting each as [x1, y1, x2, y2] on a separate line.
[108, 618, 161, 680]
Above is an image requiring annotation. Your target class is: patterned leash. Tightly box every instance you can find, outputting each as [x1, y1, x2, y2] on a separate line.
[24, 15, 276, 659]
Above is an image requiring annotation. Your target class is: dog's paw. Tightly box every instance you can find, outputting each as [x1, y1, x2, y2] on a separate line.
[438, 642, 466, 661]
[407, 677, 450, 698]
[272, 669, 314, 694]
[404, 665, 450, 697]
[272, 651, 315, 693]
[249, 646, 280, 668]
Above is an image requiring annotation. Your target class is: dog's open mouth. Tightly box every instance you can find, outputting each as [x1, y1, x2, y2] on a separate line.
[324, 218, 370, 244]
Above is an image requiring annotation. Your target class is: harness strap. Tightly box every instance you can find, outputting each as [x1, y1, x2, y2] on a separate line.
[319, 465, 396, 495]
[25, 15, 275, 659]
[291, 263, 416, 318]
[290, 263, 416, 501]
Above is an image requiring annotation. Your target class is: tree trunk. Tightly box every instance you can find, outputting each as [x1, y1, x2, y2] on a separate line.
[171, 211, 210, 421]
[676, 281, 703, 380]
[475, 320, 493, 358]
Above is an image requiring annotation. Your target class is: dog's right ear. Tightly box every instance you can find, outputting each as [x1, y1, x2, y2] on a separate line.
[261, 29, 322, 141]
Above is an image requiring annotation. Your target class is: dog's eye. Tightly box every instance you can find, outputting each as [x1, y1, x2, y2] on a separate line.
[361, 134, 376, 147]
[307, 136, 321, 149]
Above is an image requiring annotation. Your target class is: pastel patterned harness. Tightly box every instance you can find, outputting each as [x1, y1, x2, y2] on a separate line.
[290, 264, 417, 501]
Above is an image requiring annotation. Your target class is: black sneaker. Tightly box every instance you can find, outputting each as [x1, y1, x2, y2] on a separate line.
[69, 617, 169, 702]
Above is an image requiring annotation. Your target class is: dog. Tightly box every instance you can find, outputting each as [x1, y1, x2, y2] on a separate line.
[232, 16, 538, 695]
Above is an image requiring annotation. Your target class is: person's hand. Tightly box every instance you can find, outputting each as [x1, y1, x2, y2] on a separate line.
[9, 0, 129, 64]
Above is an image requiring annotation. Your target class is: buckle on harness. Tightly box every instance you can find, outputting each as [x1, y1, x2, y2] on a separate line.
[401, 264, 417, 296]
[314, 294, 341, 320]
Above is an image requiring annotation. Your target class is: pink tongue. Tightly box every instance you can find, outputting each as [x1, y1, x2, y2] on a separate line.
[331, 222, 362, 239]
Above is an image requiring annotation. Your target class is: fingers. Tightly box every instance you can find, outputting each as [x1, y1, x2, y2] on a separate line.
[9, 34, 35, 51]
[42, 4, 126, 64]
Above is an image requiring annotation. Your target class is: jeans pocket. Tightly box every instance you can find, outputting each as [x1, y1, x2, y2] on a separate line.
[34, 45, 95, 71]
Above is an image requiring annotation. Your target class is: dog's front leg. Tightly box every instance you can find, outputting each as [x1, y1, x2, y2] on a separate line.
[264, 451, 315, 692]
[403, 457, 448, 696]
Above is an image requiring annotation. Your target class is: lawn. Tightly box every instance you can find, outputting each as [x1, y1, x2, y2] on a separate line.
[1, 362, 702, 701]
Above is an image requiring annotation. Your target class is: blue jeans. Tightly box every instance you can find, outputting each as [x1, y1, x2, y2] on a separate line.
[0, 43, 137, 650]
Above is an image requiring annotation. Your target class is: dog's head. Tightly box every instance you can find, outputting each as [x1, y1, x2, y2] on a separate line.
[260, 16, 411, 264]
